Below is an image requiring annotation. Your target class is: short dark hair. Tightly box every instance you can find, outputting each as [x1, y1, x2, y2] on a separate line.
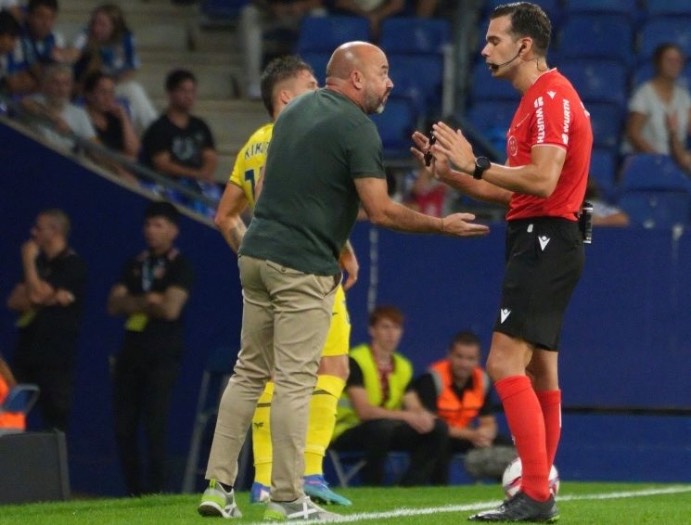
[165, 69, 196, 92]
[369, 305, 404, 327]
[145, 201, 180, 225]
[448, 330, 481, 352]
[652, 43, 684, 74]
[28, 0, 58, 13]
[260, 55, 314, 117]
[82, 70, 113, 94]
[490, 2, 551, 56]
[0, 10, 21, 37]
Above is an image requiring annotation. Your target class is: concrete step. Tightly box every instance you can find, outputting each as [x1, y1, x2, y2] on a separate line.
[139, 49, 238, 67]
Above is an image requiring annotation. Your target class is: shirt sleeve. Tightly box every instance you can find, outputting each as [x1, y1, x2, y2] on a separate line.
[345, 120, 386, 179]
[411, 373, 438, 413]
[345, 357, 364, 388]
[530, 88, 571, 148]
[169, 256, 195, 293]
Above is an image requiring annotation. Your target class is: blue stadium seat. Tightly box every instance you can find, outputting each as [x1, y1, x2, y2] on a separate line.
[466, 100, 516, 135]
[617, 190, 691, 228]
[199, 0, 249, 21]
[388, 53, 444, 116]
[370, 96, 418, 161]
[586, 102, 625, 150]
[300, 51, 331, 85]
[589, 148, 619, 199]
[558, 59, 629, 107]
[296, 16, 370, 54]
[645, 0, 691, 16]
[619, 154, 691, 192]
[380, 17, 450, 54]
[561, 0, 638, 16]
[638, 16, 691, 62]
[557, 15, 634, 65]
[483, 0, 561, 22]
[469, 61, 520, 104]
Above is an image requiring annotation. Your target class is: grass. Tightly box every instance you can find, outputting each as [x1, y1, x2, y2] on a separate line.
[2, 483, 691, 524]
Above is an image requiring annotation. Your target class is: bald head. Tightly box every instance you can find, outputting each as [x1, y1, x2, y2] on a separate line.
[325, 41, 393, 114]
[327, 41, 384, 80]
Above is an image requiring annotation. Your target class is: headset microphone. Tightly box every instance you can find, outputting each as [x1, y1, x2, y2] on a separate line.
[489, 45, 526, 71]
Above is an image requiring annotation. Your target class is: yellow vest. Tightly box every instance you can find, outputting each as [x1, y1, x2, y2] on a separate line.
[332, 344, 413, 440]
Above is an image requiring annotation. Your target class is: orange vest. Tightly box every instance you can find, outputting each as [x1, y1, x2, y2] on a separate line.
[0, 376, 26, 430]
[429, 360, 488, 429]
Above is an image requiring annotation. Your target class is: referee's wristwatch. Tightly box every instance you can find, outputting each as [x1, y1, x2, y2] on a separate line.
[473, 156, 491, 180]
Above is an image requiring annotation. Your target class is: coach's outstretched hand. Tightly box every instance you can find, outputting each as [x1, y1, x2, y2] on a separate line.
[441, 213, 489, 237]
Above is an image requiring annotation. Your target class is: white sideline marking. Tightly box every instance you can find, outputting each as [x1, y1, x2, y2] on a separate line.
[245, 486, 691, 524]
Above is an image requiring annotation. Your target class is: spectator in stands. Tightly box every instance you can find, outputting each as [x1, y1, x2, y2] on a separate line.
[6, 209, 87, 432]
[240, 1, 327, 99]
[0, 353, 26, 431]
[415, 0, 455, 18]
[0, 0, 22, 21]
[20, 63, 97, 151]
[0, 9, 27, 94]
[73, 3, 158, 133]
[407, 330, 515, 483]
[82, 70, 140, 182]
[406, 166, 449, 217]
[331, 0, 405, 40]
[140, 68, 220, 217]
[15, 0, 79, 94]
[107, 201, 194, 496]
[624, 43, 691, 172]
[585, 178, 630, 227]
[330, 305, 449, 486]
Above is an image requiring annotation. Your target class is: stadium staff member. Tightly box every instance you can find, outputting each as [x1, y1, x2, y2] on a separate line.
[200, 40, 489, 522]
[417, 2, 592, 521]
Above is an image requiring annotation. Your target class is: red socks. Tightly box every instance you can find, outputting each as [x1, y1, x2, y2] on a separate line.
[536, 389, 562, 469]
[495, 376, 550, 502]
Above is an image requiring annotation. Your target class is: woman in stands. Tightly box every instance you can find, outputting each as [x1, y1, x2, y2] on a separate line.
[625, 43, 691, 172]
[73, 3, 158, 134]
[82, 70, 140, 182]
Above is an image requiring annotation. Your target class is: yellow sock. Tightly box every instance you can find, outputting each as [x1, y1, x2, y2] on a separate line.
[304, 374, 346, 476]
[252, 381, 274, 486]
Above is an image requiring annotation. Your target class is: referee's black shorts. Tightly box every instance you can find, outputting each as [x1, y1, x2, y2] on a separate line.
[493, 217, 585, 351]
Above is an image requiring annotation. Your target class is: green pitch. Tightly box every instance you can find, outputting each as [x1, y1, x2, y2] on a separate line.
[2, 483, 691, 524]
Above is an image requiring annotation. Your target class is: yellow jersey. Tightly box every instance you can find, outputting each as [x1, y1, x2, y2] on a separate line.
[228, 122, 273, 208]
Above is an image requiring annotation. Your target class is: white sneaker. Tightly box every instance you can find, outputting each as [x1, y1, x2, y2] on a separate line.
[263, 496, 340, 521]
[198, 479, 242, 519]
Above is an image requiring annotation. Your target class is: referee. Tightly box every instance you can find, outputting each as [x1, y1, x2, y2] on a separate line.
[417, 3, 592, 522]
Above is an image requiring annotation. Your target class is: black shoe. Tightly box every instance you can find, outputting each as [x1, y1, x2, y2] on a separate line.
[469, 491, 559, 522]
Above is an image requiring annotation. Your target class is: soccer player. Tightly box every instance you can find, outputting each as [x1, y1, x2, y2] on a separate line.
[417, 2, 592, 522]
[204, 55, 354, 509]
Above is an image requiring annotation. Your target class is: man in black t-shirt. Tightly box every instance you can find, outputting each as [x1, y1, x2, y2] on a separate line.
[107, 201, 194, 496]
[7, 209, 87, 432]
[140, 69, 220, 216]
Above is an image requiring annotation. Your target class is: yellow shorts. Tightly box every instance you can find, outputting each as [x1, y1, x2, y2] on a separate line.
[321, 284, 350, 357]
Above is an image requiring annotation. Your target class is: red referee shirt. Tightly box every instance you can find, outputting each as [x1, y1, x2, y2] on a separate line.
[505, 69, 593, 221]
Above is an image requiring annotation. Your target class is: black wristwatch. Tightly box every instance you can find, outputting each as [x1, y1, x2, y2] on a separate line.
[473, 156, 491, 179]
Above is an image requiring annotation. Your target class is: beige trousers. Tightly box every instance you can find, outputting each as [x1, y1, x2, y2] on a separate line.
[205, 255, 338, 501]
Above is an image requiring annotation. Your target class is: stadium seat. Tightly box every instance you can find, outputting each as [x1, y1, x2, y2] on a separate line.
[0, 384, 40, 435]
[379, 17, 450, 54]
[370, 96, 418, 161]
[469, 61, 520, 104]
[589, 148, 619, 199]
[617, 190, 691, 228]
[586, 102, 626, 150]
[465, 100, 515, 156]
[296, 15, 370, 54]
[557, 15, 634, 65]
[638, 16, 691, 62]
[300, 51, 331, 85]
[561, 0, 638, 16]
[199, 0, 249, 21]
[558, 59, 629, 107]
[388, 53, 445, 116]
[619, 154, 691, 192]
[645, 0, 691, 17]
